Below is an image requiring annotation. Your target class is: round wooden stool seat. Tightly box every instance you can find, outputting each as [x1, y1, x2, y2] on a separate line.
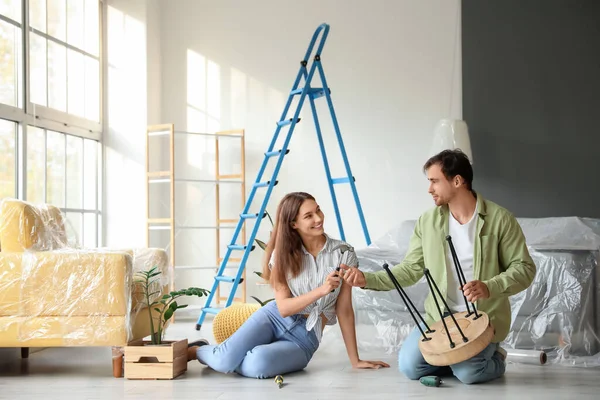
[418, 311, 494, 366]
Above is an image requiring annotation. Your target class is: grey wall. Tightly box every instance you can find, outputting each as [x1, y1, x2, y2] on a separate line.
[462, 0, 600, 218]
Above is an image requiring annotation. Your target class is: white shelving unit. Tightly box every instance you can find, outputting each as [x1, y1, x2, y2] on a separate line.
[146, 124, 248, 309]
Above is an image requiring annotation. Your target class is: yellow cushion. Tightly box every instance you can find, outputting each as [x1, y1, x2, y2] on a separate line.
[0, 316, 128, 346]
[0, 199, 67, 253]
[0, 250, 131, 317]
[212, 303, 260, 344]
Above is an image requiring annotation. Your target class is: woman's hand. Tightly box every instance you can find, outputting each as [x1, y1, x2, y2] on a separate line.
[320, 269, 341, 296]
[352, 359, 390, 369]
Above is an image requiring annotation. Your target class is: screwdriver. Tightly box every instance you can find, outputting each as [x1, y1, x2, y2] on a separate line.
[275, 375, 284, 388]
[419, 376, 442, 387]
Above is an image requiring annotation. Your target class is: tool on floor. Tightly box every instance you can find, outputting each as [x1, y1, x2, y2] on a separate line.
[419, 376, 443, 387]
[195, 23, 371, 331]
[275, 375, 284, 388]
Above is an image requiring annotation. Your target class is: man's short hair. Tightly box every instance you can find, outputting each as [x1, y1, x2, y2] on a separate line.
[423, 149, 473, 191]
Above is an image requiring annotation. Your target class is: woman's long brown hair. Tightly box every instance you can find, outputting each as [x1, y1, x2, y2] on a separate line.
[261, 192, 315, 289]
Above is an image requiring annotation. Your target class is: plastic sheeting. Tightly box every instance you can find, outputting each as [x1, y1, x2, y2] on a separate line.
[0, 198, 171, 348]
[329, 216, 600, 368]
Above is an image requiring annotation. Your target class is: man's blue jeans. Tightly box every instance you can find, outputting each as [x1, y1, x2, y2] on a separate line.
[196, 301, 320, 379]
[398, 323, 506, 385]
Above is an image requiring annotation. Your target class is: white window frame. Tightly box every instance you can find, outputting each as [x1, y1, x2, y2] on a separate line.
[0, 0, 103, 141]
[0, 0, 104, 247]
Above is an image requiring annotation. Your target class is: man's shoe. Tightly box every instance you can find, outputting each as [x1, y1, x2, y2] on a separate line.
[188, 339, 210, 348]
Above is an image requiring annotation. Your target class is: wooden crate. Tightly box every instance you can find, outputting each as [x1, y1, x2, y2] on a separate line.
[124, 339, 188, 380]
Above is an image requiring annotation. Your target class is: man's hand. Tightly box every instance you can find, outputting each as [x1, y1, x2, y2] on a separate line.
[462, 280, 490, 302]
[339, 264, 366, 287]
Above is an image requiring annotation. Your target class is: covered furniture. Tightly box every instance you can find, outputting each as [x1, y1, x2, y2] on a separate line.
[0, 199, 170, 376]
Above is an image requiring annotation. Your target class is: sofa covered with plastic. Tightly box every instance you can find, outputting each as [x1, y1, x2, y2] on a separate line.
[326, 216, 600, 368]
[0, 198, 170, 375]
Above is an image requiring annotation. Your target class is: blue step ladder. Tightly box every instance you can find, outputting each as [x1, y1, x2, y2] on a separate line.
[195, 23, 371, 330]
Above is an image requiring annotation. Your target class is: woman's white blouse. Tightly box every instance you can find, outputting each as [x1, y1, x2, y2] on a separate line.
[269, 234, 358, 342]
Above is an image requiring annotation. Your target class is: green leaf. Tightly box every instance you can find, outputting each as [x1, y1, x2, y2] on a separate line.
[253, 271, 263, 278]
[177, 304, 189, 309]
[170, 301, 178, 310]
[161, 294, 171, 300]
[153, 307, 161, 313]
[250, 296, 265, 306]
[163, 307, 174, 322]
[255, 239, 267, 251]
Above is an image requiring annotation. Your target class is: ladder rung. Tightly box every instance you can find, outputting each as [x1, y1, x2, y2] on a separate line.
[227, 244, 256, 251]
[240, 212, 264, 219]
[332, 177, 354, 184]
[311, 88, 330, 99]
[290, 87, 327, 96]
[202, 307, 221, 315]
[277, 118, 301, 127]
[253, 180, 278, 188]
[147, 171, 170, 178]
[265, 149, 290, 158]
[218, 174, 242, 179]
[215, 276, 244, 283]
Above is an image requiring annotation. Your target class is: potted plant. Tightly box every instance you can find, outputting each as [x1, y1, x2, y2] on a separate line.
[123, 265, 209, 380]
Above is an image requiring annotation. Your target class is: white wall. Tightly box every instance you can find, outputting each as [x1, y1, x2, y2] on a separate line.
[156, 0, 462, 302]
[103, 0, 162, 248]
[102, 0, 462, 306]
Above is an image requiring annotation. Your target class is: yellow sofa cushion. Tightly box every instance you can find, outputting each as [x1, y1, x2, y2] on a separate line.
[0, 316, 128, 346]
[0, 199, 67, 253]
[0, 250, 131, 317]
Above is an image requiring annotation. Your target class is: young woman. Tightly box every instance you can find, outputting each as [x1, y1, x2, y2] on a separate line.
[187, 191, 389, 379]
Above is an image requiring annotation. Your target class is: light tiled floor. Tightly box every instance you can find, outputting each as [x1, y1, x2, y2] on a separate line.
[1, 317, 599, 399]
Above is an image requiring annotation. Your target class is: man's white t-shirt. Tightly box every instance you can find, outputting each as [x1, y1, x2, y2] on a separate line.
[445, 203, 478, 312]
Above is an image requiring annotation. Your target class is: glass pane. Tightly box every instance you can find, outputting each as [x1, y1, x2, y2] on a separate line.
[0, 20, 17, 107]
[48, 41, 66, 112]
[83, 139, 96, 209]
[30, 33, 47, 106]
[84, 56, 99, 121]
[48, 0, 66, 41]
[26, 126, 45, 203]
[0, 0, 21, 23]
[67, 0, 83, 49]
[66, 134, 82, 208]
[0, 120, 16, 200]
[29, 0, 46, 32]
[65, 211, 81, 246]
[84, 0, 98, 56]
[83, 212, 96, 248]
[46, 130, 65, 207]
[67, 49, 84, 117]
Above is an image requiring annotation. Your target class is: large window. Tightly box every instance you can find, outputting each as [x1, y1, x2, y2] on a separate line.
[0, 119, 17, 199]
[26, 126, 99, 247]
[0, 1, 102, 248]
[29, 0, 100, 126]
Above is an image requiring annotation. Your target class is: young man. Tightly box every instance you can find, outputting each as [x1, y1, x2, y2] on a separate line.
[341, 149, 536, 384]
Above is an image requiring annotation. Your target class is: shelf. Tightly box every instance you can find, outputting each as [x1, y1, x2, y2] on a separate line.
[148, 130, 243, 138]
[148, 178, 243, 184]
[147, 225, 240, 230]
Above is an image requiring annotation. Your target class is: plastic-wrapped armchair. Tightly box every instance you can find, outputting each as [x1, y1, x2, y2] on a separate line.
[0, 199, 170, 377]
